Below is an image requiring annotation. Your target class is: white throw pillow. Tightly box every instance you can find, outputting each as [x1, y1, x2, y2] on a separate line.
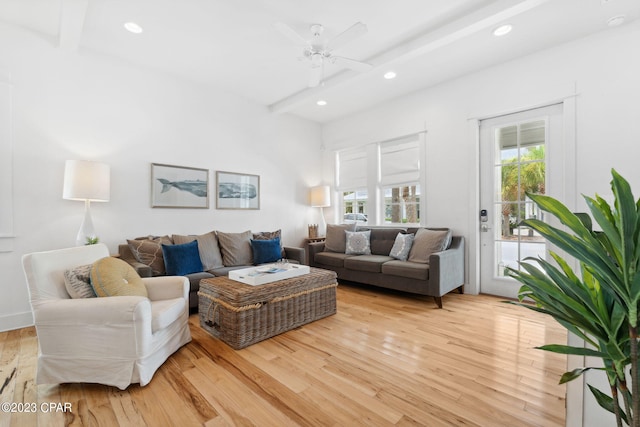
[389, 233, 415, 261]
[345, 230, 372, 255]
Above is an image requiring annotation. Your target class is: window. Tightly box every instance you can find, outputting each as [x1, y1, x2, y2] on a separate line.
[383, 185, 420, 224]
[336, 147, 368, 222]
[380, 136, 421, 224]
[336, 132, 424, 225]
[342, 191, 368, 223]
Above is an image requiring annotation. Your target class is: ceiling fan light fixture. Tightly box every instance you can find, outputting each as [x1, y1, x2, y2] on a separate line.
[493, 24, 512, 37]
[607, 15, 626, 27]
[124, 22, 143, 34]
[316, 100, 327, 106]
[384, 71, 397, 80]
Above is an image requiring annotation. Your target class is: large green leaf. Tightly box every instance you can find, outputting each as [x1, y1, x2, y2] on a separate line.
[560, 367, 604, 384]
[588, 384, 629, 425]
[522, 218, 629, 307]
[537, 344, 607, 358]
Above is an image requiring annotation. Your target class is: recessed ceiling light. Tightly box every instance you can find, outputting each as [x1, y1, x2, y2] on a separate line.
[493, 24, 512, 37]
[384, 71, 397, 80]
[316, 100, 327, 106]
[607, 15, 626, 27]
[124, 22, 143, 34]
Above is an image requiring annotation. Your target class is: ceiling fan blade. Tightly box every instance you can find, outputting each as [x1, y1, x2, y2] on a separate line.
[274, 22, 308, 46]
[326, 22, 367, 51]
[308, 66, 322, 87]
[331, 56, 372, 73]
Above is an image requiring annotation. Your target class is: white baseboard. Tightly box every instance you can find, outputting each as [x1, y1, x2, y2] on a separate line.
[0, 310, 33, 332]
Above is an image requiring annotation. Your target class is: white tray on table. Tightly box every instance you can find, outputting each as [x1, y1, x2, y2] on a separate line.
[228, 263, 310, 286]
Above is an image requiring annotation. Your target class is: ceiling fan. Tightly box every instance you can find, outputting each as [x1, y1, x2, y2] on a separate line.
[274, 21, 373, 87]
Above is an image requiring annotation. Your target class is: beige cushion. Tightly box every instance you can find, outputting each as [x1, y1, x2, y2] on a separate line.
[217, 230, 253, 266]
[173, 231, 223, 270]
[127, 235, 173, 276]
[407, 228, 452, 264]
[90, 257, 148, 297]
[324, 223, 356, 253]
[63, 264, 96, 298]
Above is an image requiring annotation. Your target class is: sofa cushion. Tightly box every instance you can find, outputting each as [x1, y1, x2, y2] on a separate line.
[90, 257, 148, 297]
[127, 235, 173, 276]
[382, 260, 430, 281]
[250, 237, 282, 264]
[173, 231, 223, 270]
[217, 230, 253, 266]
[162, 240, 203, 276]
[364, 228, 405, 255]
[324, 223, 356, 253]
[389, 233, 415, 261]
[314, 251, 353, 268]
[184, 271, 215, 292]
[345, 230, 371, 255]
[253, 229, 286, 258]
[407, 227, 453, 250]
[63, 264, 96, 298]
[408, 228, 452, 264]
[344, 255, 394, 273]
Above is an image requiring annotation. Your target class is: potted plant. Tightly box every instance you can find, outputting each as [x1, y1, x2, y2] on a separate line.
[507, 169, 640, 427]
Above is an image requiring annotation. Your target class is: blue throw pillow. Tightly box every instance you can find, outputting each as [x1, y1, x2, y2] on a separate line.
[162, 240, 203, 276]
[250, 237, 282, 265]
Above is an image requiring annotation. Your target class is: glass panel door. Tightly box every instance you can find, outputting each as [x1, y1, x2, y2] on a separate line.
[480, 104, 562, 298]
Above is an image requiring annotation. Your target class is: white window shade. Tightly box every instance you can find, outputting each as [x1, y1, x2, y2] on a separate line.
[380, 136, 420, 186]
[337, 148, 367, 190]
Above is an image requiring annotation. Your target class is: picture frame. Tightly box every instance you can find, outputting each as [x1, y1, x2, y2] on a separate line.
[150, 163, 209, 208]
[216, 171, 260, 210]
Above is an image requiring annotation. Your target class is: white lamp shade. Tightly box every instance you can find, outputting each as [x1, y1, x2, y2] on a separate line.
[310, 185, 331, 207]
[63, 160, 110, 202]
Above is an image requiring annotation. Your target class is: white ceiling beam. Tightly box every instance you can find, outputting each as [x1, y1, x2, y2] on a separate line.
[268, 0, 551, 115]
[58, 0, 88, 50]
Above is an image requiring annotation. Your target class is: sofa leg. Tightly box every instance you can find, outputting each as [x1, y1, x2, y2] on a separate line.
[457, 285, 464, 294]
[434, 296, 443, 309]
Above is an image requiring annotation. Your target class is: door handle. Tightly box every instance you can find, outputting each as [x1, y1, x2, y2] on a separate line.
[481, 224, 491, 232]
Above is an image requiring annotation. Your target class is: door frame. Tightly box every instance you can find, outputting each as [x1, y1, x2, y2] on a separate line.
[467, 95, 580, 425]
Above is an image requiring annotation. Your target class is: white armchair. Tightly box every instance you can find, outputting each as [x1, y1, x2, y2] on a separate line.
[22, 243, 191, 390]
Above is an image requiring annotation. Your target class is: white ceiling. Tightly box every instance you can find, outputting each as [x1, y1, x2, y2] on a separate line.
[1, 0, 638, 123]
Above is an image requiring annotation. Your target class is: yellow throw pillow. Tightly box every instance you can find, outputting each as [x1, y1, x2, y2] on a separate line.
[91, 257, 148, 298]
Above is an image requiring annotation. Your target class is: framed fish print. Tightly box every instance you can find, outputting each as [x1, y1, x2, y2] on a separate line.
[216, 171, 260, 210]
[151, 163, 209, 208]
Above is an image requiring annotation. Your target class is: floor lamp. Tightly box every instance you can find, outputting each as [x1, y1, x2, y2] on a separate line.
[63, 160, 110, 246]
[310, 185, 331, 238]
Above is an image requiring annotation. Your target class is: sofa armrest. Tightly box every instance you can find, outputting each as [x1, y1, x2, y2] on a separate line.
[428, 236, 465, 297]
[143, 276, 189, 302]
[307, 242, 326, 267]
[283, 246, 306, 265]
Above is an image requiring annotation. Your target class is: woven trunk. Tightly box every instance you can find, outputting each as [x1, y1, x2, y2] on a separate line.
[198, 268, 337, 349]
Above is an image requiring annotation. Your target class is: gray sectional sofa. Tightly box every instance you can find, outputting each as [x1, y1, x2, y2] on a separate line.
[308, 225, 464, 308]
[118, 230, 305, 311]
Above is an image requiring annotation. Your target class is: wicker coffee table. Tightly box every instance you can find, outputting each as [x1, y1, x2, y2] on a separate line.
[198, 267, 337, 349]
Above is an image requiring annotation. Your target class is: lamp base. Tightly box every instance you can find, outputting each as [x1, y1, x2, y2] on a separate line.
[76, 200, 97, 246]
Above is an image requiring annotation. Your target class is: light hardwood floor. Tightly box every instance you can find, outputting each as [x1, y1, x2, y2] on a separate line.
[1, 285, 567, 427]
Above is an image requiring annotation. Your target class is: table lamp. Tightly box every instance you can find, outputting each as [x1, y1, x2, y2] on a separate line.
[63, 160, 110, 245]
[309, 185, 331, 237]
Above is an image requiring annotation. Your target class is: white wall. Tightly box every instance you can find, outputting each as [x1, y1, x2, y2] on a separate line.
[322, 20, 640, 427]
[0, 23, 324, 331]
